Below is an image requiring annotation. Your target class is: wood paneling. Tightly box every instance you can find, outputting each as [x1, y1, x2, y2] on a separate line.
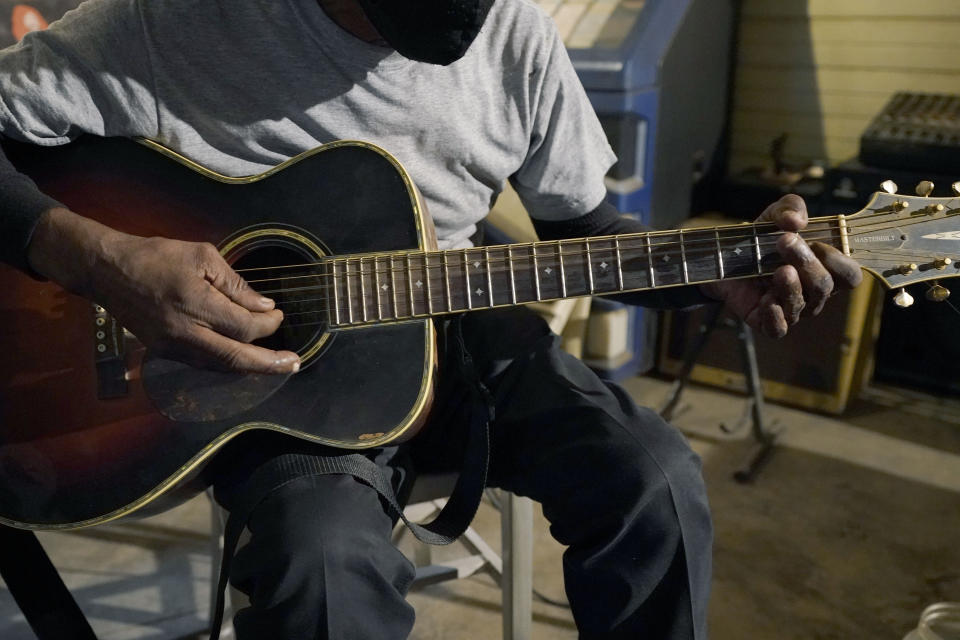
[729, 0, 960, 174]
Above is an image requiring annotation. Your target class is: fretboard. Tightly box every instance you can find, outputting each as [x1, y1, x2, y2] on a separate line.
[278, 219, 845, 329]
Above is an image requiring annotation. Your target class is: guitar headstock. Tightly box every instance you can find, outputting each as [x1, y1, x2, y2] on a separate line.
[845, 180, 960, 307]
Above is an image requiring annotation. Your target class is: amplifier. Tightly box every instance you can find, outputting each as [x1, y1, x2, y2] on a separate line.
[658, 282, 880, 415]
[860, 92, 960, 174]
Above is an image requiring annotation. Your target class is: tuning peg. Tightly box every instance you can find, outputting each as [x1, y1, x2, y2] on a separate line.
[881, 180, 899, 194]
[934, 257, 953, 270]
[953, 181, 960, 196]
[894, 288, 914, 308]
[926, 282, 951, 302]
[916, 180, 935, 197]
[898, 263, 918, 275]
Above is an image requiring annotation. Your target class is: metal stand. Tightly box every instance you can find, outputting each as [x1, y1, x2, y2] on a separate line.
[660, 306, 783, 483]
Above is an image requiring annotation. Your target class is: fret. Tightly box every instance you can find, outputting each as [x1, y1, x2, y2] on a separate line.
[331, 259, 341, 325]
[645, 235, 656, 288]
[752, 225, 763, 274]
[422, 252, 434, 314]
[343, 258, 353, 324]
[585, 239, 595, 294]
[507, 245, 517, 304]
[484, 248, 494, 307]
[679, 229, 689, 284]
[506, 244, 536, 304]
[532, 244, 542, 301]
[405, 253, 416, 316]
[463, 249, 473, 310]
[714, 228, 725, 280]
[357, 257, 368, 322]
[557, 241, 567, 298]
[373, 256, 384, 321]
[389, 255, 399, 319]
[717, 226, 756, 279]
[614, 237, 625, 290]
[442, 251, 452, 312]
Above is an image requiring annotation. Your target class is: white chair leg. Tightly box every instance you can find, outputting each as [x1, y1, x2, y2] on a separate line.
[501, 492, 533, 640]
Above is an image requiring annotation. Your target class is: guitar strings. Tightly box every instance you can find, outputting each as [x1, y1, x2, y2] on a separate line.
[232, 205, 956, 282]
[244, 210, 948, 293]
[266, 254, 799, 327]
[235, 213, 960, 321]
[246, 218, 916, 301]
[231, 211, 960, 331]
[245, 224, 847, 294]
[233, 206, 916, 276]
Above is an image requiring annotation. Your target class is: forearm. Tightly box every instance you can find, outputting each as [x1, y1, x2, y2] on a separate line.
[0, 139, 67, 273]
[27, 206, 132, 297]
[530, 201, 718, 309]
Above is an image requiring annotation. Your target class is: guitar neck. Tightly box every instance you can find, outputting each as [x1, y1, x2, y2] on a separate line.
[317, 216, 847, 328]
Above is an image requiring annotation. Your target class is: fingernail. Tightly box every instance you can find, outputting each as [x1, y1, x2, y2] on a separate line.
[291, 360, 300, 373]
[259, 296, 274, 307]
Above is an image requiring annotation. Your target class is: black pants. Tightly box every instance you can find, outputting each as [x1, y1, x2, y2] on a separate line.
[212, 308, 712, 639]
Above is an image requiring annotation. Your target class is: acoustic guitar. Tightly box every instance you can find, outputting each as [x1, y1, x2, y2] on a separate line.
[0, 135, 956, 529]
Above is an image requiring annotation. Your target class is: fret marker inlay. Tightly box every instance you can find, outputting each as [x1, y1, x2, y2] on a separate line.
[415, 280, 423, 288]
[600, 261, 608, 270]
[544, 267, 552, 274]
[734, 247, 742, 256]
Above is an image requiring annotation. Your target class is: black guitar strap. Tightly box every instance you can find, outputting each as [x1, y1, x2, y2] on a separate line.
[0, 525, 97, 639]
[208, 317, 495, 640]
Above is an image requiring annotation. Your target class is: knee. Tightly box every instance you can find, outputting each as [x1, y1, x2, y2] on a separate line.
[604, 411, 710, 540]
[234, 474, 415, 606]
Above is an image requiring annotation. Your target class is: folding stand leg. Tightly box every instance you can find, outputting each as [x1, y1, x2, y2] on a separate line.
[731, 319, 782, 484]
[660, 310, 783, 483]
[660, 305, 725, 422]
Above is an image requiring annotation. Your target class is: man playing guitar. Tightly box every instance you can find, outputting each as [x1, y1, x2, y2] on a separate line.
[0, 0, 861, 638]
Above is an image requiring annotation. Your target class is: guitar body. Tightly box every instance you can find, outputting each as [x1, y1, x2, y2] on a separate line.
[0, 136, 436, 529]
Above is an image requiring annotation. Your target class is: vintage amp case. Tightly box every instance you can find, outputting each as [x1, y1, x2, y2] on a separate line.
[658, 281, 881, 415]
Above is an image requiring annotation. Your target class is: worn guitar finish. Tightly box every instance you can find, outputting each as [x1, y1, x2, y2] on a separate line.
[2, 136, 958, 529]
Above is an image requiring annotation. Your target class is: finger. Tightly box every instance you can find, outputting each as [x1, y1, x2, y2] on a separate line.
[745, 289, 788, 338]
[757, 194, 808, 231]
[777, 232, 834, 315]
[770, 265, 804, 325]
[194, 290, 285, 343]
[811, 242, 863, 290]
[190, 326, 300, 374]
[197, 243, 276, 312]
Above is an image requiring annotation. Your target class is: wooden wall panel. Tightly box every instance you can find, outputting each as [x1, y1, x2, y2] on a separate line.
[728, 0, 960, 175]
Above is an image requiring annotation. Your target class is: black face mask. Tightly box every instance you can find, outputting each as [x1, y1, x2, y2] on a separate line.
[357, 0, 494, 66]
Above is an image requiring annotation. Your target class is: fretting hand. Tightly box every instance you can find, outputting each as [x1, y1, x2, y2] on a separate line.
[28, 207, 301, 373]
[700, 194, 863, 338]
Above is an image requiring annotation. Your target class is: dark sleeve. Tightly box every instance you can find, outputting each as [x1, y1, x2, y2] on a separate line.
[0, 139, 63, 272]
[531, 200, 717, 310]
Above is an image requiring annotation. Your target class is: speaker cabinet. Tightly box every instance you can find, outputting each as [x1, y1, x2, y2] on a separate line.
[658, 281, 881, 414]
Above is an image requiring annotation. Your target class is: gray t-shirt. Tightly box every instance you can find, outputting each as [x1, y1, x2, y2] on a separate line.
[0, 0, 615, 249]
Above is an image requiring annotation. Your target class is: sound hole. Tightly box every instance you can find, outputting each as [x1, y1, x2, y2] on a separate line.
[229, 240, 330, 366]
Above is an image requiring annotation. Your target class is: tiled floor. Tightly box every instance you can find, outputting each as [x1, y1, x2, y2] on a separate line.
[2, 376, 959, 639]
